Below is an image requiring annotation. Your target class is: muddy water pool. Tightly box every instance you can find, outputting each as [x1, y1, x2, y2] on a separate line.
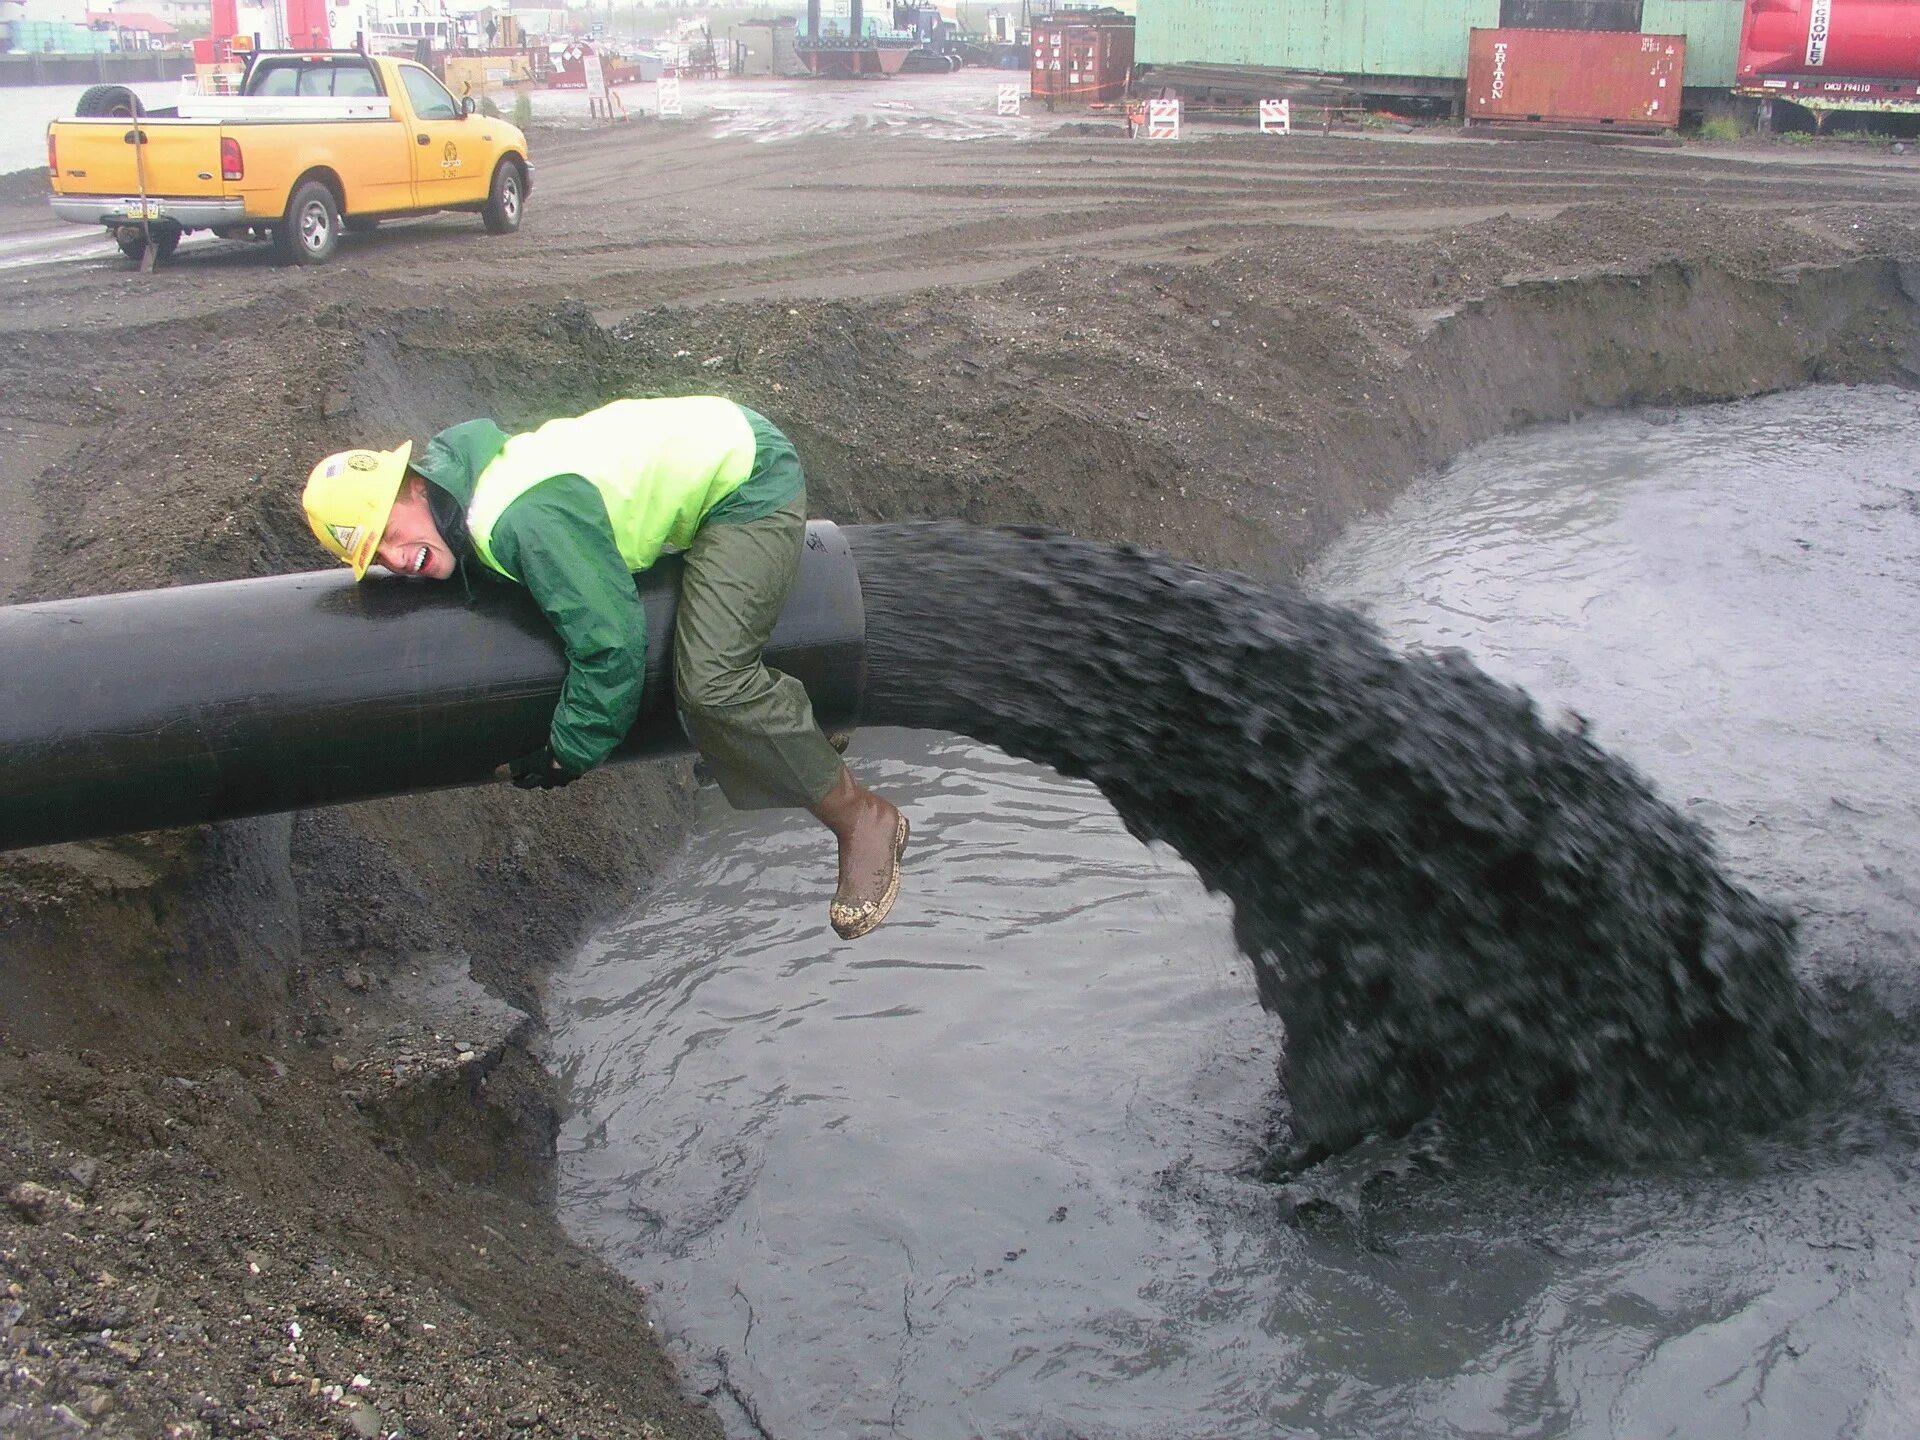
[553, 385, 1920, 1438]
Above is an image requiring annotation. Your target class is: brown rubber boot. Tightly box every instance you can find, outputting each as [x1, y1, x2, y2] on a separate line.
[809, 766, 909, 941]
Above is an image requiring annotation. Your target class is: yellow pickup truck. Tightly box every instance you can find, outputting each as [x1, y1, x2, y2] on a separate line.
[46, 50, 532, 266]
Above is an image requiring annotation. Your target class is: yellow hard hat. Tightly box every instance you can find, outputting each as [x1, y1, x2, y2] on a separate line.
[302, 442, 414, 580]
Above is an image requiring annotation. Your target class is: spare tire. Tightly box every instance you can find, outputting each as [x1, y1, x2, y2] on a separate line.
[76, 84, 143, 118]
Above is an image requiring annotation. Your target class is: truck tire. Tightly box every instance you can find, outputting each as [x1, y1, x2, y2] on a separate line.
[114, 223, 180, 264]
[76, 84, 143, 118]
[480, 159, 525, 235]
[274, 179, 341, 265]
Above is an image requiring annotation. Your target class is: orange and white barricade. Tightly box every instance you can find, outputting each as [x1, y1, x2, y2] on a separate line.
[657, 74, 682, 117]
[1259, 98, 1291, 135]
[1147, 97, 1180, 139]
[997, 84, 1022, 116]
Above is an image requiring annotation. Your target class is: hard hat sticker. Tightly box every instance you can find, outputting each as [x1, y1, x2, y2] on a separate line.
[348, 453, 380, 472]
[328, 524, 364, 553]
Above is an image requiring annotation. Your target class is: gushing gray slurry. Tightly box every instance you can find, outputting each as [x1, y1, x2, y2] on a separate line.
[847, 554, 1820, 1158]
[554, 386, 1919, 1438]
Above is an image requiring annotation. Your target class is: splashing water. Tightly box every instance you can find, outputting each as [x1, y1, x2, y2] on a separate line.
[848, 523, 1834, 1160]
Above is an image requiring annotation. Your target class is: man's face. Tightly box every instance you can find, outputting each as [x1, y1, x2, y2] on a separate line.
[374, 476, 456, 580]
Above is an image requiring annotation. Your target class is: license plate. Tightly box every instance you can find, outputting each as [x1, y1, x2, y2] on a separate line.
[119, 199, 165, 220]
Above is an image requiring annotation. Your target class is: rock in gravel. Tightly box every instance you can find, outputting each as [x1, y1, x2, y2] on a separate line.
[6, 1181, 82, 1223]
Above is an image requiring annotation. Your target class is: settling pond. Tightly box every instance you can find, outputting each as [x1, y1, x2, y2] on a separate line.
[551, 385, 1920, 1439]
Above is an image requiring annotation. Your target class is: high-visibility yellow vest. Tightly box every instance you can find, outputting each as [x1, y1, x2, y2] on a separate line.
[465, 397, 757, 579]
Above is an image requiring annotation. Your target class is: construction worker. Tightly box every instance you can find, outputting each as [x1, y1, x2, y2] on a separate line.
[300, 395, 908, 941]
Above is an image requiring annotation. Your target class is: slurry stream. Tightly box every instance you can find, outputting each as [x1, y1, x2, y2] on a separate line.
[553, 386, 1920, 1438]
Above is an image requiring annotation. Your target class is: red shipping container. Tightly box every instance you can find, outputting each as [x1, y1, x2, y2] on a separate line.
[1467, 28, 1686, 128]
[1030, 12, 1134, 104]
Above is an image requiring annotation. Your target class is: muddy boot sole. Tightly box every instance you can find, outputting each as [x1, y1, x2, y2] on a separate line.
[830, 813, 910, 941]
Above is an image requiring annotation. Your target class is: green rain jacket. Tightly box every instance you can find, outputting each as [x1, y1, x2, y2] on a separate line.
[411, 397, 802, 775]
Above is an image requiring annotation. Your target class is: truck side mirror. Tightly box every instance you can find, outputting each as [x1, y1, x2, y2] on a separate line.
[461, 96, 476, 116]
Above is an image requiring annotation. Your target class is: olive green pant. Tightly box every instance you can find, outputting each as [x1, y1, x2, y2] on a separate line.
[674, 492, 844, 811]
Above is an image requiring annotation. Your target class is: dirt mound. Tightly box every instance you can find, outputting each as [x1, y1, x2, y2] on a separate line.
[0, 168, 49, 204]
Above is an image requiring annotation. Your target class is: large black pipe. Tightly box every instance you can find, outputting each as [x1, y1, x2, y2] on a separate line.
[0, 521, 864, 853]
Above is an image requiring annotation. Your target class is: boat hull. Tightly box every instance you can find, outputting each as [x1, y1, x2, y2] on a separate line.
[797, 41, 913, 77]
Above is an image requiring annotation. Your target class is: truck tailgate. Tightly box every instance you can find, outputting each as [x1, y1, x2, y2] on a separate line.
[50, 119, 224, 199]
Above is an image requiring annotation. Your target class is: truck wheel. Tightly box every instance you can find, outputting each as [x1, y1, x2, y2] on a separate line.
[480, 159, 524, 235]
[76, 84, 143, 118]
[274, 180, 341, 265]
[113, 223, 180, 263]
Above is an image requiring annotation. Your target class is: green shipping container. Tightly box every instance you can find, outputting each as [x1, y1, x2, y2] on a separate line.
[1137, 0, 1500, 80]
[1137, 0, 1743, 89]
[1641, 0, 1742, 87]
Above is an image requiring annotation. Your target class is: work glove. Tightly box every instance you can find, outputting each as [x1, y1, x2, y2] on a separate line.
[498, 746, 579, 791]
